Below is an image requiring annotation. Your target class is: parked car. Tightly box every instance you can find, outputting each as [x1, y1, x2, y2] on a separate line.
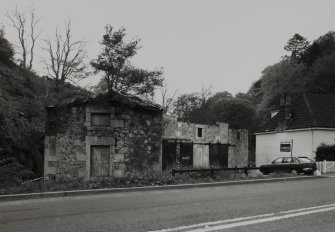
[259, 156, 316, 175]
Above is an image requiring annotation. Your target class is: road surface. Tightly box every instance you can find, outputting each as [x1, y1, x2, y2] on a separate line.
[1, 177, 335, 231]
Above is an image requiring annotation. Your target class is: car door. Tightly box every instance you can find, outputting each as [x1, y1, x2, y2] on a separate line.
[282, 157, 292, 172]
[270, 157, 284, 173]
[291, 157, 302, 172]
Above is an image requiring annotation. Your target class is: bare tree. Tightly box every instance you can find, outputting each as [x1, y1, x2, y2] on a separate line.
[200, 84, 213, 105]
[160, 81, 177, 114]
[6, 4, 41, 70]
[43, 20, 89, 89]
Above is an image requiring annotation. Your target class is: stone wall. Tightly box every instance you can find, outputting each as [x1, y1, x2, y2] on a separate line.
[228, 129, 249, 167]
[44, 103, 163, 179]
[163, 116, 229, 143]
[44, 106, 87, 179]
[163, 116, 249, 168]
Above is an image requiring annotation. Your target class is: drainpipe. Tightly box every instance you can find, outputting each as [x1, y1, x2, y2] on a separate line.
[290, 139, 293, 160]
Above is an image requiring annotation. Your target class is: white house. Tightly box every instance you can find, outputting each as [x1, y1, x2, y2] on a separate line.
[255, 94, 335, 166]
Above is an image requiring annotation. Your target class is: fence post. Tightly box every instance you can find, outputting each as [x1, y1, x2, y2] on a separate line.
[323, 160, 327, 174]
[210, 167, 215, 179]
[172, 168, 175, 177]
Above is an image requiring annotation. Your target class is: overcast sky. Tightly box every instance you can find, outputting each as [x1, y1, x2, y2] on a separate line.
[2, 0, 335, 102]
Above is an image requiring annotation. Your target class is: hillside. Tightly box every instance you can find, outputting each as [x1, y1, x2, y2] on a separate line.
[0, 60, 90, 186]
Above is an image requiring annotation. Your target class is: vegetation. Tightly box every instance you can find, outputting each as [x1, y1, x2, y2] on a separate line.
[43, 20, 89, 89]
[0, 29, 15, 64]
[1, 169, 264, 195]
[0, 18, 164, 189]
[5, 4, 41, 70]
[91, 25, 163, 97]
[316, 143, 335, 161]
[171, 31, 335, 132]
[2, 4, 335, 193]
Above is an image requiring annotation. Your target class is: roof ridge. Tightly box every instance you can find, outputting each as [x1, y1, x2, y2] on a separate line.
[302, 93, 317, 127]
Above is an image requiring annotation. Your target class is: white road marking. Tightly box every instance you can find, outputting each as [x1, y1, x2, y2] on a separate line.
[191, 206, 335, 231]
[150, 203, 335, 232]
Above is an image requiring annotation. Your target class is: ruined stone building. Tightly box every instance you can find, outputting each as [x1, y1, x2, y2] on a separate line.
[44, 92, 163, 179]
[162, 117, 249, 169]
[44, 93, 249, 179]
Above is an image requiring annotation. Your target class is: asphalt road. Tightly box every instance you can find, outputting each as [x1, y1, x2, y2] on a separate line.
[1, 177, 335, 232]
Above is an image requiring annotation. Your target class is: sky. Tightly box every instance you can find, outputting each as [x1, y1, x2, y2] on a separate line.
[2, 0, 335, 103]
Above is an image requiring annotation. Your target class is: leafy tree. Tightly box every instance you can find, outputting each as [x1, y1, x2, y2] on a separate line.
[305, 52, 335, 94]
[207, 98, 256, 130]
[0, 28, 15, 64]
[91, 25, 163, 97]
[258, 58, 306, 113]
[173, 93, 201, 122]
[284, 33, 310, 61]
[302, 31, 335, 67]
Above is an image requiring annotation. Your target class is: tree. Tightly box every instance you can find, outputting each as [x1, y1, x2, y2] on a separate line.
[258, 58, 306, 113]
[6, 4, 41, 70]
[160, 80, 177, 114]
[207, 98, 256, 130]
[173, 93, 201, 122]
[43, 20, 89, 89]
[91, 25, 163, 97]
[305, 52, 335, 94]
[0, 28, 15, 64]
[284, 33, 310, 61]
[302, 31, 335, 67]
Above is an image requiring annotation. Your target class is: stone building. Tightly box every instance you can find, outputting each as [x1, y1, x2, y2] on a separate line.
[162, 116, 249, 169]
[44, 92, 163, 179]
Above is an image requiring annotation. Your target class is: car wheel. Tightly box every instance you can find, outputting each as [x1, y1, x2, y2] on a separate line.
[261, 170, 269, 175]
[274, 169, 280, 175]
[291, 170, 299, 175]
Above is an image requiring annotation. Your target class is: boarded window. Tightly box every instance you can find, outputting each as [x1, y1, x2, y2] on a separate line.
[162, 140, 177, 170]
[48, 161, 55, 167]
[90, 145, 111, 177]
[49, 137, 56, 156]
[209, 144, 228, 167]
[197, 128, 203, 138]
[180, 142, 193, 167]
[91, 113, 110, 127]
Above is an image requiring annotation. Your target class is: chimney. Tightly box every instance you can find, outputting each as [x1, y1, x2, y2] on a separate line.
[277, 94, 292, 131]
[280, 95, 285, 106]
[284, 95, 291, 120]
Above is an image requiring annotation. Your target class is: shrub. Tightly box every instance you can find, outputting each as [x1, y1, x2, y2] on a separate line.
[0, 29, 14, 64]
[316, 143, 335, 161]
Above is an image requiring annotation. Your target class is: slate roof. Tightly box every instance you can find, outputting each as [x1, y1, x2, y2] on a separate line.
[256, 94, 335, 133]
[48, 91, 163, 112]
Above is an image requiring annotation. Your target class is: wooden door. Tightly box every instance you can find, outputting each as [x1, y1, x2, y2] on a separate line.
[193, 144, 209, 168]
[90, 145, 110, 177]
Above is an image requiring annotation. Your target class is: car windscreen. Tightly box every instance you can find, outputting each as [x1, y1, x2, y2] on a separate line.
[272, 157, 283, 164]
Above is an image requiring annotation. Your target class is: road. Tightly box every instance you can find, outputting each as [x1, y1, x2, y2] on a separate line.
[1, 177, 335, 232]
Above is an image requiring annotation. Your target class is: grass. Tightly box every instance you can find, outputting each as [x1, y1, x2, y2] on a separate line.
[0, 169, 298, 195]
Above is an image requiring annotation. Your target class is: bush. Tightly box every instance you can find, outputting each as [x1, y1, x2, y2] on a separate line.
[0, 29, 14, 64]
[316, 143, 335, 161]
